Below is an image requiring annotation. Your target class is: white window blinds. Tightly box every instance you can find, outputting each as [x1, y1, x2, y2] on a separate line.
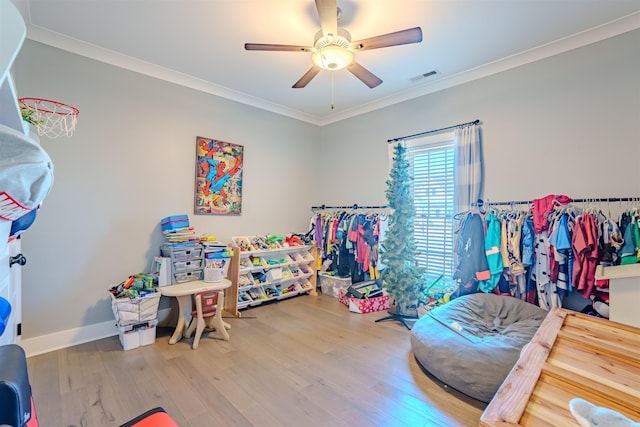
[405, 134, 455, 289]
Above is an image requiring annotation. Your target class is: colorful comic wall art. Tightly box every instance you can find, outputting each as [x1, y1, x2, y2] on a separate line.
[195, 136, 243, 215]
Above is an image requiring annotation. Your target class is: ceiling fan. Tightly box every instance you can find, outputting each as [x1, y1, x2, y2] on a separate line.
[244, 0, 423, 89]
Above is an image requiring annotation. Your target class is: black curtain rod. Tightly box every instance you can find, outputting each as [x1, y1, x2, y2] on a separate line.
[311, 204, 388, 210]
[387, 119, 480, 143]
[476, 197, 638, 206]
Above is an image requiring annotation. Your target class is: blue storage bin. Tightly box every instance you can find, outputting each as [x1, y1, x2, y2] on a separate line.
[160, 214, 189, 232]
[0, 296, 11, 336]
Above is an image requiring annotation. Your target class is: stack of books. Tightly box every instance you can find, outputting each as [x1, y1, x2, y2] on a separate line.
[163, 228, 201, 247]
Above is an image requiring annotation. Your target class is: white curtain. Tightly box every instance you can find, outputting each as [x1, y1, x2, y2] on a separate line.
[454, 124, 484, 214]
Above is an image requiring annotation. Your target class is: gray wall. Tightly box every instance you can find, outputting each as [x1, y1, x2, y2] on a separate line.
[317, 29, 640, 205]
[14, 40, 320, 341]
[13, 28, 640, 350]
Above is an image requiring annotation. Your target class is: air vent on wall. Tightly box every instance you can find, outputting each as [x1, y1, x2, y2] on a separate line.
[409, 69, 439, 83]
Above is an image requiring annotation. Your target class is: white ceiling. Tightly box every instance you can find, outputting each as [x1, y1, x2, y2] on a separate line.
[11, 0, 640, 125]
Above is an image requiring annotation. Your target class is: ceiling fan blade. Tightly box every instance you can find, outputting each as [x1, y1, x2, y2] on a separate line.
[347, 62, 383, 88]
[315, 0, 338, 38]
[350, 27, 423, 51]
[292, 65, 322, 88]
[245, 43, 312, 52]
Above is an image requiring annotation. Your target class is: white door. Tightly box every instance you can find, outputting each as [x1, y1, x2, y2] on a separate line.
[0, 238, 22, 345]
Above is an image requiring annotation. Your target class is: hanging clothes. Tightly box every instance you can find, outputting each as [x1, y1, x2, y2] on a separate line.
[619, 213, 639, 265]
[572, 212, 600, 299]
[498, 210, 528, 301]
[308, 210, 387, 283]
[478, 212, 502, 293]
[521, 216, 535, 267]
[548, 213, 573, 297]
[599, 218, 623, 266]
[532, 194, 572, 234]
[453, 197, 639, 313]
[532, 230, 562, 310]
[452, 213, 490, 296]
[314, 214, 323, 249]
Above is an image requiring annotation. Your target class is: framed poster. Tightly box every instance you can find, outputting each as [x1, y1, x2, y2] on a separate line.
[195, 136, 243, 215]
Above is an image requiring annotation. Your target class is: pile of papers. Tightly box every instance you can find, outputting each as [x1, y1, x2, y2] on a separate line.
[163, 227, 201, 246]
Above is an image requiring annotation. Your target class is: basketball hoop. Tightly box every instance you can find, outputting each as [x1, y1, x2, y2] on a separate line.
[18, 97, 79, 139]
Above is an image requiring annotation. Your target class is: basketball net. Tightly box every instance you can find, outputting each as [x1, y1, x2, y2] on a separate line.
[19, 97, 79, 139]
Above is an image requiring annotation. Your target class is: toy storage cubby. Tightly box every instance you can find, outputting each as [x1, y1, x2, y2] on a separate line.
[202, 242, 233, 282]
[160, 244, 204, 284]
[226, 236, 318, 314]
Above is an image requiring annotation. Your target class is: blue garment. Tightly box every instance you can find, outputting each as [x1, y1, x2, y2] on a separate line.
[549, 214, 572, 296]
[478, 213, 503, 293]
[521, 217, 535, 266]
[555, 214, 573, 294]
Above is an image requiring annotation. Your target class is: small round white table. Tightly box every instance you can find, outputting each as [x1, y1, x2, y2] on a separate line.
[159, 279, 232, 348]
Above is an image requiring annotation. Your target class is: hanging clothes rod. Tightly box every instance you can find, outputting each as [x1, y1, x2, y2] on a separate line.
[475, 197, 639, 207]
[311, 204, 388, 210]
[387, 119, 480, 143]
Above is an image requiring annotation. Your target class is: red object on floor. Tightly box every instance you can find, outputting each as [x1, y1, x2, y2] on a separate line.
[119, 407, 179, 427]
[339, 292, 391, 313]
[25, 398, 38, 427]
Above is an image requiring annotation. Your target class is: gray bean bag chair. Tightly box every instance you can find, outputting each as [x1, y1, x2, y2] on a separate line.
[410, 292, 547, 402]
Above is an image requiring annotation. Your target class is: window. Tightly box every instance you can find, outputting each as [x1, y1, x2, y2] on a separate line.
[405, 132, 455, 290]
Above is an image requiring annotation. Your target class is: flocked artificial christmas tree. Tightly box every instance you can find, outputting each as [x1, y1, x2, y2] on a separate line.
[376, 143, 425, 329]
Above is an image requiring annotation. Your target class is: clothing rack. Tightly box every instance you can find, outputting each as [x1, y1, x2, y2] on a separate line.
[454, 197, 639, 220]
[387, 119, 480, 143]
[475, 197, 639, 207]
[311, 204, 388, 210]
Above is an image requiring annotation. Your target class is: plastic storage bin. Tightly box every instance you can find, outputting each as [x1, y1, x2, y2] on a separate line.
[160, 215, 189, 232]
[238, 273, 253, 288]
[111, 291, 161, 326]
[203, 267, 224, 282]
[299, 277, 313, 292]
[173, 259, 203, 272]
[318, 273, 351, 298]
[174, 270, 203, 283]
[118, 319, 158, 351]
[204, 253, 231, 276]
[161, 245, 203, 261]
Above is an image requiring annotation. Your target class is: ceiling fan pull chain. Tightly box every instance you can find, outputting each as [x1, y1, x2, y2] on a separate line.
[331, 73, 335, 110]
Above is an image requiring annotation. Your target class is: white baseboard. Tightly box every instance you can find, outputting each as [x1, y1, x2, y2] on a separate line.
[21, 307, 172, 358]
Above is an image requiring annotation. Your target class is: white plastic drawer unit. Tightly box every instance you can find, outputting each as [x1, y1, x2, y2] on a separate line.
[173, 259, 203, 272]
[170, 248, 203, 261]
[174, 270, 203, 284]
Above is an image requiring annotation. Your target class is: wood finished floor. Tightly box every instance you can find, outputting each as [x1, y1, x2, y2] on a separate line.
[27, 294, 485, 427]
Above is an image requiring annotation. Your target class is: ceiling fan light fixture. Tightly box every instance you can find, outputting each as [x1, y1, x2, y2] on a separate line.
[312, 45, 353, 70]
[245, 2, 422, 89]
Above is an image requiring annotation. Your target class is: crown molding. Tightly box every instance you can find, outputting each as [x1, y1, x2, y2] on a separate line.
[318, 11, 640, 126]
[24, 11, 640, 127]
[24, 25, 321, 125]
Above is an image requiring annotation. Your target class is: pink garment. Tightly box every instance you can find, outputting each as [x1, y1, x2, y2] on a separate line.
[356, 223, 370, 272]
[572, 213, 599, 298]
[532, 194, 572, 233]
[331, 218, 338, 242]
